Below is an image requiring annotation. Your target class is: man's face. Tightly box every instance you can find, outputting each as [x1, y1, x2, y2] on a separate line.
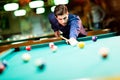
[56, 12, 69, 26]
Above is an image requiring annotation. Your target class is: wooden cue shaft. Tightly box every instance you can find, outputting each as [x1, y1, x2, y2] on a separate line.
[60, 36, 69, 42]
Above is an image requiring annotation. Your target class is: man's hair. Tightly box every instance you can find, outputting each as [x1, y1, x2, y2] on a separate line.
[54, 4, 68, 17]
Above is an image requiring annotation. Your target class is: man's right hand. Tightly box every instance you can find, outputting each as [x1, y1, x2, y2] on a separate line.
[68, 38, 78, 46]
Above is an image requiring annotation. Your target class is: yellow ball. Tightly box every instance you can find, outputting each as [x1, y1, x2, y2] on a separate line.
[77, 42, 85, 48]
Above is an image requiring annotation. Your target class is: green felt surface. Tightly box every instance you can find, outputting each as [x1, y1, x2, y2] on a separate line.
[0, 32, 120, 80]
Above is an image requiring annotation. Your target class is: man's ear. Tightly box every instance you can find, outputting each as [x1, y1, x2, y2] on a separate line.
[67, 12, 69, 15]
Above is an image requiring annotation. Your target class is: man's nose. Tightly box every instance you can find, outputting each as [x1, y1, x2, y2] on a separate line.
[62, 19, 65, 23]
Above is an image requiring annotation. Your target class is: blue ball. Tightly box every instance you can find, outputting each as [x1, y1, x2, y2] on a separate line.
[92, 36, 97, 42]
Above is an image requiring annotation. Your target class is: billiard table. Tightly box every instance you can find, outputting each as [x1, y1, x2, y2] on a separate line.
[0, 32, 120, 80]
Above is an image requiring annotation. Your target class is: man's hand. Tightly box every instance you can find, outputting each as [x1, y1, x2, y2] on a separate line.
[60, 36, 78, 46]
[68, 38, 78, 46]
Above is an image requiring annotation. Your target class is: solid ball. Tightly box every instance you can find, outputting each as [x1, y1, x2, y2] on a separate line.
[26, 46, 31, 51]
[51, 45, 58, 52]
[77, 42, 85, 48]
[92, 36, 97, 42]
[0, 63, 5, 73]
[99, 47, 109, 58]
[22, 53, 31, 62]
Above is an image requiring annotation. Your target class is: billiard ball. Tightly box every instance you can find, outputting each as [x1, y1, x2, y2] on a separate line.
[2, 60, 8, 67]
[0, 63, 5, 73]
[77, 42, 85, 48]
[26, 46, 31, 51]
[22, 53, 31, 62]
[51, 45, 58, 52]
[92, 36, 97, 42]
[35, 59, 45, 69]
[49, 42, 55, 48]
[99, 47, 109, 58]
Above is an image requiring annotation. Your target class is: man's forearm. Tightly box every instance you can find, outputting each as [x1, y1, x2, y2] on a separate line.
[54, 31, 60, 37]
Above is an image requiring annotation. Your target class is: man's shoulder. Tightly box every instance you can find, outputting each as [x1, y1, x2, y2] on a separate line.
[69, 14, 80, 21]
[48, 13, 56, 20]
[48, 13, 57, 23]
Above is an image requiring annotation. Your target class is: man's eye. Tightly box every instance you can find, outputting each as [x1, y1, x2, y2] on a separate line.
[64, 17, 66, 20]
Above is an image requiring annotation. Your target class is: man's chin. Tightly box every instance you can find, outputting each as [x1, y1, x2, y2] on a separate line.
[62, 24, 67, 26]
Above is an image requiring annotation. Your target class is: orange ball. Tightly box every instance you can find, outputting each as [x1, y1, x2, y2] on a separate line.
[99, 47, 109, 58]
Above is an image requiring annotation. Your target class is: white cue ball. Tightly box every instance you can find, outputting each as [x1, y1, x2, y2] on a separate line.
[22, 53, 31, 61]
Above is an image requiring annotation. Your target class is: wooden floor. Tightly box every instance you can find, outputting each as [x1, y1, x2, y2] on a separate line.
[0, 29, 111, 54]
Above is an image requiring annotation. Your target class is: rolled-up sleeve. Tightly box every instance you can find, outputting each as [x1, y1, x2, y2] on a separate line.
[70, 20, 82, 39]
[69, 15, 87, 39]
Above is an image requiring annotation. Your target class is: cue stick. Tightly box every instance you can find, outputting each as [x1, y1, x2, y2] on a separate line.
[60, 36, 69, 44]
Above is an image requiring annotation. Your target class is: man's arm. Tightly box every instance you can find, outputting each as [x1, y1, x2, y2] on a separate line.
[48, 13, 60, 37]
[68, 18, 86, 46]
[69, 20, 82, 39]
[54, 31, 60, 37]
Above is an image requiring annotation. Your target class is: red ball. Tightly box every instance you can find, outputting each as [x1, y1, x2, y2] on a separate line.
[26, 46, 31, 51]
[49, 42, 55, 48]
[0, 63, 5, 73]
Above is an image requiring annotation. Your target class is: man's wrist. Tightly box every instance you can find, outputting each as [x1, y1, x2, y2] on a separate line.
[69, 38, 78, 46]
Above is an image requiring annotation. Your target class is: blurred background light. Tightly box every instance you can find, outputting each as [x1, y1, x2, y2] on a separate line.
[51, 6, 56, 12]
[36, 7, 45, 14]
[54, 0, 69, 5]
[14, 9, 26, 16]
[29, 0, 44, 8]
[4, 3, 19, 11]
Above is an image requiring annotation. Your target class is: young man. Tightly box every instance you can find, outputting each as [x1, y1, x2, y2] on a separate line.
[48, 4, 87, 46]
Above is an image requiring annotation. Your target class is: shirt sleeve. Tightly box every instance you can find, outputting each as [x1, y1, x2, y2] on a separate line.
[48, 13, 59, 32]
[69, 19, 83, 39]
[51, 25, 59, 32]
